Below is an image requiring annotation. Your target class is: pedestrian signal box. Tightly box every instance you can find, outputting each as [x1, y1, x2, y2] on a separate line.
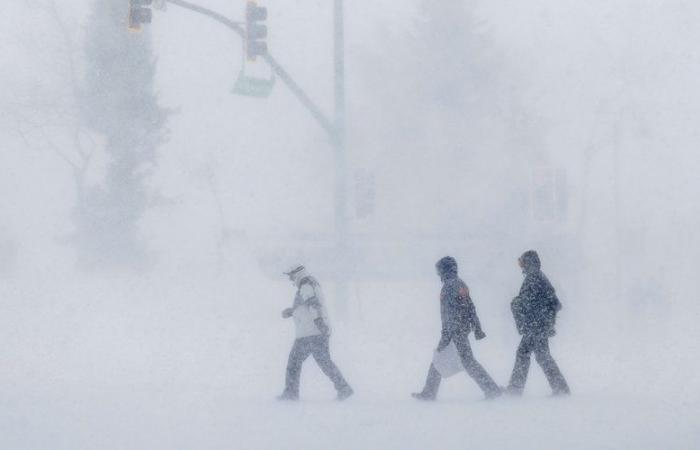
[246, 1, 268, 60]
[129, 0, 153, 32]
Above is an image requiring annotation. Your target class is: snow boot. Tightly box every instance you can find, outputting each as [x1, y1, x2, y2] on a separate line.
[337, 386, 354, 401]
[276, 391, 299, 401]
[411, 392, 436, 401]
[484, 387, 503, 400]
[551, 387, 571, 397]
[504, 386, 523, 397]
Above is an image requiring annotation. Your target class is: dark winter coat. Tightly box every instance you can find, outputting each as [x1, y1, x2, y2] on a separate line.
[436, 257, 484, 351]
[511, 252, 561, 337]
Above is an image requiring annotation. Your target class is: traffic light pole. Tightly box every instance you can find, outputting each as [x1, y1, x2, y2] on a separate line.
[165, 0, 335, 136]
[164, 0, 350, 314]
[333, 0, 349, 317]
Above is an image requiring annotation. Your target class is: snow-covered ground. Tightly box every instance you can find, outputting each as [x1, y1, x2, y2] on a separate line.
[3, 385, 698, 450]
[1, 270, 698, 449]
[4, 1, 700, 449]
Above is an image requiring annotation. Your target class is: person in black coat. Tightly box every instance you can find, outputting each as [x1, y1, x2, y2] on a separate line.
[412, 256, 502, 400]
[507, 250, 570, 396]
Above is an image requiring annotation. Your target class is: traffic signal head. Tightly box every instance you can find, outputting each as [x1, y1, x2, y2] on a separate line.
[245, 1, 268, 60]
[129, 0, 153, 31]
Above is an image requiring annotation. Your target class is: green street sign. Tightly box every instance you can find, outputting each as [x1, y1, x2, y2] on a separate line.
[233, 71, 275, 98]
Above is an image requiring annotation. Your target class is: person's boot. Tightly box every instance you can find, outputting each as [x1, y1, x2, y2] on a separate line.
[484, 386, 503, 400]
[337, 386, 354, 401]
[276, 390, 299, 401]
[551, 387, 571, 397]
[411, 391, 436, 401]
[412, 365, 440, 401]
[504, 385, 523, 397]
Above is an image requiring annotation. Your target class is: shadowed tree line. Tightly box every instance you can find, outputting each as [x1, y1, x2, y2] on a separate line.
[75, 0, 168, 269]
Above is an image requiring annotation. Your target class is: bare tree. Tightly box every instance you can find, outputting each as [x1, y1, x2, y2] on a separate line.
[1, 0, 168, 270]
[0, 0, 97, 270]
[72, 0, 169, 270]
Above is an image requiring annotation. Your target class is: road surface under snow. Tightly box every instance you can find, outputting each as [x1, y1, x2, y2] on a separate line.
[1, 274, 698, 449]
[2, 385, 698, 450]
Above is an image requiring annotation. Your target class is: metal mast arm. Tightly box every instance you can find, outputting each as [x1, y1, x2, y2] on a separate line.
[165, 0, 335, 137]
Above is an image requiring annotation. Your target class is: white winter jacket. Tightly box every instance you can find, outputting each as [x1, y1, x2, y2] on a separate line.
[290, 270, 330, 338]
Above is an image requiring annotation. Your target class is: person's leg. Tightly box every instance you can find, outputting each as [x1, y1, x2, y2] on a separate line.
[413, 364, 442, 400]
[452, 332, 501, 397]
[282, 338, 312, 399]
[310, 335, 352, 396]
[533, 336, 570, 395]
[507, 336, 533, 395]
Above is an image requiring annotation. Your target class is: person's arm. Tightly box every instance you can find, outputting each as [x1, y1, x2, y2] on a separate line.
[469, 302, 486, 340]
[511, 295, 525, 335]
[462, 286, 486, 340]
[437, 324, 451, 352]
[437, 284, 457, 351]
[300, 284, 321, 312]
[300, 284, 330, 335]
[314, 317, 330, 335]
[543, 285, 561, 335]
[518, 275, 536, 303]
[550, 290, 562, 312]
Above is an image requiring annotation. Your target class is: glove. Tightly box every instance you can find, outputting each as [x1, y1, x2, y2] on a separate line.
[314, 318, 330, 336]
[474, 329, 486, 340]
[282, 308, 294, 318]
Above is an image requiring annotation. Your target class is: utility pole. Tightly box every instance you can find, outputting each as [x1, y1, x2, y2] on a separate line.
[333, 0, 349, 316]
[160, 0, 350, 314]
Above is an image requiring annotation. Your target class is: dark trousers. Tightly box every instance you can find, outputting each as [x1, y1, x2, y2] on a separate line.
[508, 334, 570, 394]
[284, 335, 350, 396]
[420, 331, 501, 397]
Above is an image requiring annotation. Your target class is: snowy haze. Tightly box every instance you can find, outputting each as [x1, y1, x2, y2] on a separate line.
[1, 0, 699, 449]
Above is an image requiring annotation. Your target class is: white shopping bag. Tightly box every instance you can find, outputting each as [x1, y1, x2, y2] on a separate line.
[432, 342, 464, 378]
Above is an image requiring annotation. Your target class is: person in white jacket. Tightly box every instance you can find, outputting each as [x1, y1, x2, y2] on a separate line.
[277, 265, 353, 401]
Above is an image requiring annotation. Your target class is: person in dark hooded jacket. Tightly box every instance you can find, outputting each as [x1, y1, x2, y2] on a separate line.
[412, 256, 501, 400]
[506, 250, 570, 396]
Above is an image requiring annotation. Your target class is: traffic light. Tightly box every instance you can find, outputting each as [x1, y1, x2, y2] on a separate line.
[245, 1, 268, 60]
[129, 0, 153, 31]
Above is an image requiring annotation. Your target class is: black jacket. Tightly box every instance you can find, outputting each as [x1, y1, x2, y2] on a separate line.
[436, 261, 484, 351]
[511, 261, 561, 337]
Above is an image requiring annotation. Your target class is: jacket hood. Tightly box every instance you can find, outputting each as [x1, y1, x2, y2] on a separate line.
[436, 256, 458, 281]
[285, 265, 309, 286]
[520, 250, 541, 274]
[292, 268, 309, 286]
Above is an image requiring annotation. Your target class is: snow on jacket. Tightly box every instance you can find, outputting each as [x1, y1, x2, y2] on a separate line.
[291, 271, 330, 338]
[511, 251, 562, 336]
[436, 257, 484, 351]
